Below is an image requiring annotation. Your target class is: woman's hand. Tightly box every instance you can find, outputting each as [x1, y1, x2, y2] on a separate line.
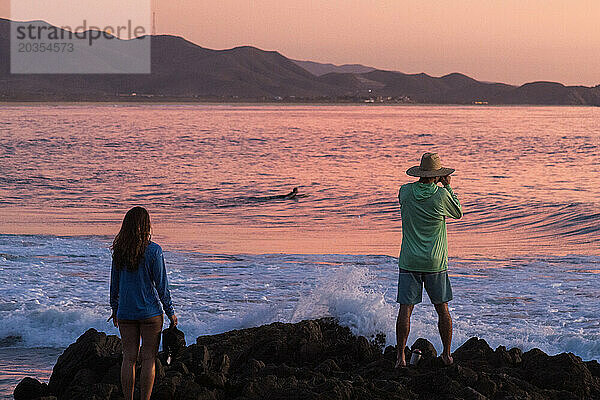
[168, 314, 178, 327]
[107, 311, 118, 328]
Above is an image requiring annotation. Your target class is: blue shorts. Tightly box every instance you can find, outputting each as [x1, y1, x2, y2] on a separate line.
[396, 268, 453, 305]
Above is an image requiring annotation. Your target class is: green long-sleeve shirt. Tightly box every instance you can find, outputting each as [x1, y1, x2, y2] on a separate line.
[398, 182, 462, 272]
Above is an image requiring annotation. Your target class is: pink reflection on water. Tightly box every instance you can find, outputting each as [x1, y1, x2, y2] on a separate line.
[0, 368, 51, 380]
[448, 274, 488, 278]
[0, 105, 598, 258]
[567, 269, 600, 274]
[0, 348, 62, 398]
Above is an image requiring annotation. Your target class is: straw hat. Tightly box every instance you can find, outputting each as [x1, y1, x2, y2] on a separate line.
[406, 152, 455, 177]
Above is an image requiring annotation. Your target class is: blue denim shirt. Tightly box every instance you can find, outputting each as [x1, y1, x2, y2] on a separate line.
[110, 242, 175, 320]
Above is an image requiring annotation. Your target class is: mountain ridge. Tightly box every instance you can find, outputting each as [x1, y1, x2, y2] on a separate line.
[292, 59, 376, 76]
[0, 18, 599, 104]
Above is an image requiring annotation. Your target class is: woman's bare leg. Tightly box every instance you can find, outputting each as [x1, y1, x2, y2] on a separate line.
[119, 321, 140, 400]
[139, 315, 163, 400]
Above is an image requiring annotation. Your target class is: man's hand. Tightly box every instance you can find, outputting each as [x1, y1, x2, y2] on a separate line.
[107, 311, 118, 328]
[439, 175, 451, 187]
[169, 314, 178, 327]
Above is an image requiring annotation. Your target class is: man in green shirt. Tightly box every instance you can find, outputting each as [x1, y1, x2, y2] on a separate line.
[396, 152, 462, 368]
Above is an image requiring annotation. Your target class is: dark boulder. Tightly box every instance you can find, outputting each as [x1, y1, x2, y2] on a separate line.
[508, 346, 523, 364]
[520, 349, 598, 398]
[194, 318, 376, 370]
[47, 328, 121, 397]
[585, 359, 600, 378]
[453, 337, 494, 361]
[13, 377, 49, 400]
[490, 345, 523, 368]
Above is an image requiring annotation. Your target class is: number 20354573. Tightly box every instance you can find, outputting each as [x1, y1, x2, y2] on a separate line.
[18, 42, 74, 52]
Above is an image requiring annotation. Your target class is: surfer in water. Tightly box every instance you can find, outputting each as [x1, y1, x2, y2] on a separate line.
[278, 187, 298, 200]
[220, 188, 305, 208]
[256, 187, 302, 201]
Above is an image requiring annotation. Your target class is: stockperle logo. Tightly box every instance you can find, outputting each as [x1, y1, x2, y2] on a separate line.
[10, 0, 151, 74]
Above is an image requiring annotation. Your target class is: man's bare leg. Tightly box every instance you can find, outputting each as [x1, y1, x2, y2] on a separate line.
[434, 302, 453, 365]
[395, 304, 414, 368]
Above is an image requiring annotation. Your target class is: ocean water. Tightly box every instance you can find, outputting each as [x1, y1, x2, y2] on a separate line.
[0, 104, 599, 397]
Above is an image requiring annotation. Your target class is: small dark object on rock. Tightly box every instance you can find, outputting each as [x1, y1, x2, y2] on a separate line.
[411, 338, 438, 360]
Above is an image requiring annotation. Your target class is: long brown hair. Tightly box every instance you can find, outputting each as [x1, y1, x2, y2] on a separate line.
[111, 206, 151, 271]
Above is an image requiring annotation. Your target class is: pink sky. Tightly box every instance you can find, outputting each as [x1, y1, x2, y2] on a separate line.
[2, 0, 599, 86]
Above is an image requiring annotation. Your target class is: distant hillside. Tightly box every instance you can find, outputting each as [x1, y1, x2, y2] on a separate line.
[0, 19, 344, 99]
[319, 71, 518, 104]
[493, 81, 600, 105]
[1, 18, 599, 104]
[292, 59, 375, 76]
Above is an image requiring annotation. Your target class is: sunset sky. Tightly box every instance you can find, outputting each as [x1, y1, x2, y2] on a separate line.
[2, 0, 599, 86]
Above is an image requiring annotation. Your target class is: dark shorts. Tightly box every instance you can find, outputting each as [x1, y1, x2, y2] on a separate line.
[118, 315, 163, 362]
[396, 268, 453, 305]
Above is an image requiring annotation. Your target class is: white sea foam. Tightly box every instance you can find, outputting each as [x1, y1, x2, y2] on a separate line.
[0, 306, 112, 348]
[289, 266, 396, 341]
[1, 234, 599, 362]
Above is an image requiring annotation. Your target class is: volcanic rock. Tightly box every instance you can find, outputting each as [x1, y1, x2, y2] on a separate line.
[14, 318, 600, 400]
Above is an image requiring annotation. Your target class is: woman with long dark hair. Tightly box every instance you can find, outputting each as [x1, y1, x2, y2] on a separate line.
[109, 206, 178, 400]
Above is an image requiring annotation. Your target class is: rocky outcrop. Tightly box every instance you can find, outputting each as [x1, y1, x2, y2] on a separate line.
[14, 318, 600, 400]
[46, 328, 122, 398]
